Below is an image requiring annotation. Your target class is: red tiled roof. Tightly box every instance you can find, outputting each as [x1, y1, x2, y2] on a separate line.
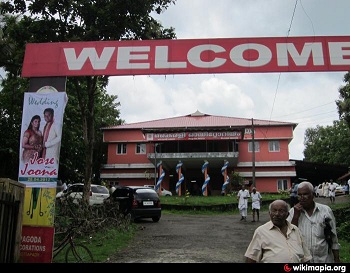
[102, 111, 297, 131]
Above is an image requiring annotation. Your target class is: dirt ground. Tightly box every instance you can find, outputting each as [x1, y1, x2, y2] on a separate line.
[107, 195, 348, 263]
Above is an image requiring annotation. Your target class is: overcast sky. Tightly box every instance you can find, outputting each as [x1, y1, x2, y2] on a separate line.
[107, 0, 350, 160]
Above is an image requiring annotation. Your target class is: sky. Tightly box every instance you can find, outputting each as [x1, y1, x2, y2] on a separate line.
[107, 0, 350, 160]
[0, 1, 348, 160]
[107, 0, 348, 160]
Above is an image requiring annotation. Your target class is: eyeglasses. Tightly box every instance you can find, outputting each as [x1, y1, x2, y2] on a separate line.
[270, 209, 288, 215]
[297, 193, 310, 199]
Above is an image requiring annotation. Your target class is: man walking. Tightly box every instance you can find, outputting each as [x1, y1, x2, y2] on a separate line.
[250, 187, 262, 222]
[328, 180, 336, 204]
[237, 184, 250, 221]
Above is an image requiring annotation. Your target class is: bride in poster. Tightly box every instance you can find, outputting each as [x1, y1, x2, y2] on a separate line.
[21, 114, 43, 163]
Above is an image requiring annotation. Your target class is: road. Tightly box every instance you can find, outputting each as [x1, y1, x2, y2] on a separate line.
[107, 195, 348, 263]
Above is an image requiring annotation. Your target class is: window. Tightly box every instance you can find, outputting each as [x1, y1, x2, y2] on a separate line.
[136, 143, 146, 154]
[277, 179, 288, 191]
[269, 141, 280, 152]
[117, 143, 127, 154]
[248, 141, 260, 152]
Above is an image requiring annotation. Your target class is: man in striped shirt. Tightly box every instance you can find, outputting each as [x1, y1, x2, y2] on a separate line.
[287, 181, 340, 263]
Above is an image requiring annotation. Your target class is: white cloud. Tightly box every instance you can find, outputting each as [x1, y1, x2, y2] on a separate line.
[107, 0, 350, 160]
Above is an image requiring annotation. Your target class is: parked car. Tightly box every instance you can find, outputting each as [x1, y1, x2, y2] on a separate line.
[143, 185, 173, 196]
[109, 186, 161, 222]
[315, 182, 344, 197]
[56, 183, 110, 205]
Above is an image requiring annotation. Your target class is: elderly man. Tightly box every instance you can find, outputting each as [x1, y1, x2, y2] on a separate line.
[245, 200, 311, 263]
[237, 184, 250, 221]
[287, 181, 340, 263]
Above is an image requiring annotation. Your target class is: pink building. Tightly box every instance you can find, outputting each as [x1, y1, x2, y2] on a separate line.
[100, 111, 297, 195]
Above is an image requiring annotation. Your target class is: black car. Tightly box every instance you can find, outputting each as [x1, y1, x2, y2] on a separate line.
[110, 186, 161, 222]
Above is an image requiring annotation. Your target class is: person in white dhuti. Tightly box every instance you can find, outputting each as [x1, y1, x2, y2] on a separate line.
[237, 184, 250, 221]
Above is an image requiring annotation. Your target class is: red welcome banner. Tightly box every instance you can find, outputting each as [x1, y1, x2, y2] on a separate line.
[22, 36, 350, 77]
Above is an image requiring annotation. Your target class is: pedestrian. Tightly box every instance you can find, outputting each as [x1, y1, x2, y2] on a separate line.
[289, 181, 298, 207]
[344, 183, 349, 195]
[237, 184, 250, 221]
[289, 182, 295, 205]
[244, 200, 311, 263]
[287, 181, 340, 263]
[323, 181, 330, 198]
[250, 187, 262, 222]
[328, 180, 336, 204]
[110, 184, 116, 194]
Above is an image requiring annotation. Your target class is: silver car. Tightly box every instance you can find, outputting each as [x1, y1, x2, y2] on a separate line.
[56, 183, 110, 205]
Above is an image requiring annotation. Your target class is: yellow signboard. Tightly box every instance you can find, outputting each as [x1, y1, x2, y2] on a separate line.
[22, 187, 56, 227]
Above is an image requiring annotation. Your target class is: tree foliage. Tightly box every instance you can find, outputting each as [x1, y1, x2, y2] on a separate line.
[304, 120, 350, 165]
[336, 72, 350, 127]
[303, 71, 350, 167]
[0, 0, 177, 202]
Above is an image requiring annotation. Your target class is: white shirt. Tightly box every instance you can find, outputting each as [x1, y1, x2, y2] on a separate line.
[287, 202, 340, 263]
[244, 220, 311, 263]
[251, 191, 262, 209]
[237, 189, 250, 209]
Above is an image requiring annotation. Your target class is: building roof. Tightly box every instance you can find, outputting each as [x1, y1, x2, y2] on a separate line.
[102, 110, 297, 131]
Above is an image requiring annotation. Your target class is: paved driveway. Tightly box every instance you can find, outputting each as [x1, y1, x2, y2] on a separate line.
[108, 212, 270, 263]
[107, 195, 348, 263]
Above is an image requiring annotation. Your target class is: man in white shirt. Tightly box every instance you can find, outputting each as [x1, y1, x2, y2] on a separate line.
[287, 181, 340, 263]
[250, 187, 262, 222]
[237, 184, 250, 221]
[245, 200, 311, 263]
[328, 180, 336, 204]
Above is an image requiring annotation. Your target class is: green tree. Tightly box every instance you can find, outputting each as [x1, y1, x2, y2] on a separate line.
[336, 72, 350, 127]
[303, 120, 350, 165]
[0, 0, 176, 202]
[303, 72, 350, 167]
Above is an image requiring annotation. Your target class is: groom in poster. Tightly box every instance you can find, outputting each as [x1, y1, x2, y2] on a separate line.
[42, 108, 62, 165]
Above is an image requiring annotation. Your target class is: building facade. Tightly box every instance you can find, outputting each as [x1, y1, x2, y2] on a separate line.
[100, 111, 297, 195]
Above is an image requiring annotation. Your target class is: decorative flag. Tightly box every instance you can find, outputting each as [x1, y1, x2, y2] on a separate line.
[202, 160, 210, 196]
[176, 174, 184, 194]
[202, 174, 210, 195]
[222, 177, 230, 192]
[221, 160, 229, 193]
[202, 160, 209, 173]
[176, 161, 183, 173]
[221, 160, 229, 176]
[155, 169, 165, 192]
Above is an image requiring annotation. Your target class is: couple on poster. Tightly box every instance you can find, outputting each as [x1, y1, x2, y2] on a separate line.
[21, 107, 60, 164]
[18, 91, 68, 186]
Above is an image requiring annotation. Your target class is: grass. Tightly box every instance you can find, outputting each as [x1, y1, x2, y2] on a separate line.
[53, 225, 138, 263]
[53, 194, 350, 263]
